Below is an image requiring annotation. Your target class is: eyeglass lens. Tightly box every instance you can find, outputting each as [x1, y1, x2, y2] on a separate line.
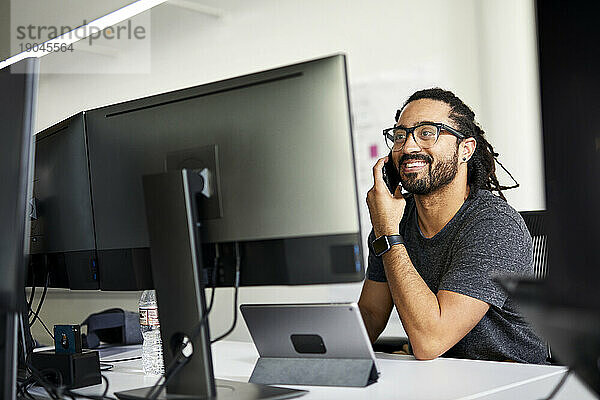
[386, 124, 439, 149]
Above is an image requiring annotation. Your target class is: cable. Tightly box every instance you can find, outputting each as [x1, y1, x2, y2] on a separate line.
[202, 243, 221, 322]
[37, 314, 54, 341]
[100, 363, 114, 371]
[23, 364, 62, 400]
[29, 271, 50, 328]
[147, 358, 188, 400]
[538, 368, 572, 400]
[19, 311, 29, 363]
[25, 270, 54, 341]
[18, 313, 35, 399]
[211, 242, 241, 344]
[27, 272, 36, 317]
[100, 356, 142, 363]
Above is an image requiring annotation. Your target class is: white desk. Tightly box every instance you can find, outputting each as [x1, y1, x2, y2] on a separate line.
[31, 341, 598, 400]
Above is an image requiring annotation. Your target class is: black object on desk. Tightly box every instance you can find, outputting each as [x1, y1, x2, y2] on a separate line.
[30, 350, 101, 389]
[81, 308, 142, 348]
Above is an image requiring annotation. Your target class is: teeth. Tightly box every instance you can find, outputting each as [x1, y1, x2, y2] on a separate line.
[405, 162, 426, 168]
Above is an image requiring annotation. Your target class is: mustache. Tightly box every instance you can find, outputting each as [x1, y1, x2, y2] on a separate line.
[398, 154, 433, 166]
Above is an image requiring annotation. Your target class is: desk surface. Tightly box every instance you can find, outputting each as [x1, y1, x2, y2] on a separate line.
[31, 341, 598, 400]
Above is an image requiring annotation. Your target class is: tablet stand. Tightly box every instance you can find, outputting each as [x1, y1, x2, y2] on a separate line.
[250, 357, 378, 387]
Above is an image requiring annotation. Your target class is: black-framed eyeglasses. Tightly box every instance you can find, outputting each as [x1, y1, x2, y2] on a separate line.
[382, 122, 466, 150]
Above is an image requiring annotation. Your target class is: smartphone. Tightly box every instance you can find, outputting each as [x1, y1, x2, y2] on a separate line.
[382, 151, 401, 194]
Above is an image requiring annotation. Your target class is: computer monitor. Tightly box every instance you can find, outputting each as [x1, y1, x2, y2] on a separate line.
[31, 54, 364, 290]
[113, 54, 361, 399]
[29, 112, 100, 290]
[524, 0, 599, 394]
[0, 58, 39, 399]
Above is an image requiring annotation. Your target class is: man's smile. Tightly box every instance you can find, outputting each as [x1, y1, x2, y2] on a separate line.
[401, 159, 429, 174]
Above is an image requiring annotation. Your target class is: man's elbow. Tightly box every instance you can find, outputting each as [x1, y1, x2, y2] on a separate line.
[410, 338, 446, 361]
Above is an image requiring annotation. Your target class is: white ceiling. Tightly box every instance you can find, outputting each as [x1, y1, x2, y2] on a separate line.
[11, 0, 139, 32]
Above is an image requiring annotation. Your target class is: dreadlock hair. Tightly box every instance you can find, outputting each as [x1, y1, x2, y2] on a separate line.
[396, 88, 518, 201]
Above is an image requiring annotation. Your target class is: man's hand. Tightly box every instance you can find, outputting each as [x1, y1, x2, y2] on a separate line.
[366, 156, 406, 237]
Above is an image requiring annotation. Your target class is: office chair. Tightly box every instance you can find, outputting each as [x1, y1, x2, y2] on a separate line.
[373, 210, 550, 355]
[519, 210, 549, 280]
[519, 210, 557, 363]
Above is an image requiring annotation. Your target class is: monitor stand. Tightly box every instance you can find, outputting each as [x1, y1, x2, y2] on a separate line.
[115, 379, 306, 400]
[115, 170, 306, 400]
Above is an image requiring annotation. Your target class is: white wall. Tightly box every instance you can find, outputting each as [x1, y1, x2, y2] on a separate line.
[29, 0, 543, 345]
[475, 0, 545, 211]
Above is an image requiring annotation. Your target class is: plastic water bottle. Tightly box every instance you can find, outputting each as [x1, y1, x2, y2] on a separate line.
[139, 289, 165, 375]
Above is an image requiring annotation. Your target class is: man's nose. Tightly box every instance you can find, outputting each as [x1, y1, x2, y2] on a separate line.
[403, 132, 421, 153]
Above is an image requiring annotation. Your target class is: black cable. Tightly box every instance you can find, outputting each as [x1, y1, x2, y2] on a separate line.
[147, 359, 188, 400]
[24, 364, 62, 400]
[24, 365, 116, 400]
[18, 376, 38, 400]
[539, 368, 572, 400]
[27, 272, 36, 317]
[18, 313, 37, 400]
[195, 242, 219, 334]
[19, 376, 44, 400]
[29, 271, 50, 328]
[204, 243, 220, 316]
[211, 241, 241, 344]
[100, 356, 142, 363]
[100, 363, 114, 371]
[37, 314, 55, 341]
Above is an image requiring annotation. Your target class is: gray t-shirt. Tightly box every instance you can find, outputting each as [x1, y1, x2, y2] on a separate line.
[366, 189, 547, 364]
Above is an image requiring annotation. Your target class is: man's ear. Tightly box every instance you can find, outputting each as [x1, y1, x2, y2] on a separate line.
[461, 137, 477, 162]
[460, 137, 477, 162]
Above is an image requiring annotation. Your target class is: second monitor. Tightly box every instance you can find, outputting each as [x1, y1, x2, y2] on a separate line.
[32, 54, 364, 288]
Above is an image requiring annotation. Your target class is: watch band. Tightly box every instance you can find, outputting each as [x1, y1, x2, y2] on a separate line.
[372, 234, 404, 257]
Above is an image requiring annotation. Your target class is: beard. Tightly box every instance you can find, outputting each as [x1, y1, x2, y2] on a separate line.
[398, 148, 459, 195]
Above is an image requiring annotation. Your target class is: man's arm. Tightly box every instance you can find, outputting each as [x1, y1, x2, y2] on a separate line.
[358, 279, 394, 343]
[380, 245, 489, 360]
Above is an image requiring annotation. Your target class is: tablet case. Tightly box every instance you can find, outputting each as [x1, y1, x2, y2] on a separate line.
[241, 303, 379, 387]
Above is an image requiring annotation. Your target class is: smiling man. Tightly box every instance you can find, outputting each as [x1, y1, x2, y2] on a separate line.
[358, 88, 547, 363]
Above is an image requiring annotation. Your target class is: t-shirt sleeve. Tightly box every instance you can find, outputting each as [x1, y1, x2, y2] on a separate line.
[366, 229, 387, 282]
[438, 214, 534, 309]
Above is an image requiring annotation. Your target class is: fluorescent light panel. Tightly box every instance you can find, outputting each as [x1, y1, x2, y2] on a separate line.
[0, 0, 167, 69]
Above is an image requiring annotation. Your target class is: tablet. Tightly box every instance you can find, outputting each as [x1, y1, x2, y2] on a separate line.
[240, 302, 379, 373]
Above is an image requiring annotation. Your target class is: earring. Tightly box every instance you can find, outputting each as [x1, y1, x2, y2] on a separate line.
[463, 157, 467, 161]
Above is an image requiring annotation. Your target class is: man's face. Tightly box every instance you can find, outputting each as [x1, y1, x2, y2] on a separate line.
[393, 99, 460, 195]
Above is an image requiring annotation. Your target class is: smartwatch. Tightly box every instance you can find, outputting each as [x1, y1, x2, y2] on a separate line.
[372, 234, 404, 257]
